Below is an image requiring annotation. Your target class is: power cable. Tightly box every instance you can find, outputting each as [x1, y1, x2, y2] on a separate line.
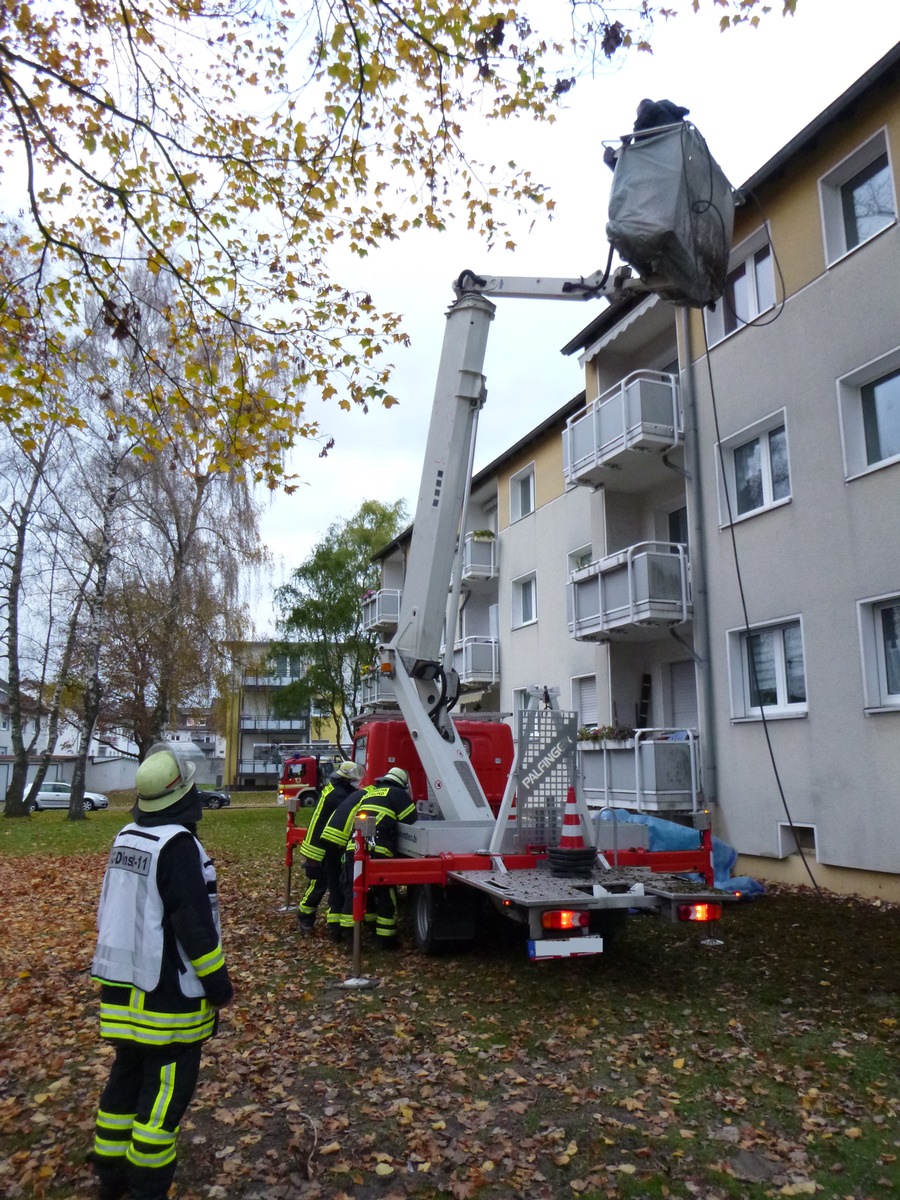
[699, 317, 823, 897]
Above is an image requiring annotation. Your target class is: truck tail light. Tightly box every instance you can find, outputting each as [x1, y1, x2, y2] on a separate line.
[677, 902, 723, 923]
[541, 910, 589, 931]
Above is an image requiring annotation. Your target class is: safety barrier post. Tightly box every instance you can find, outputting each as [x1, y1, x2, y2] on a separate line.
[338, 810, 380, 990]
[279, 796, 306, 912]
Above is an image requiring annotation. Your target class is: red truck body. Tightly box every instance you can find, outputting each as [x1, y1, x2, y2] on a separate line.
[351, 714, 514, 817]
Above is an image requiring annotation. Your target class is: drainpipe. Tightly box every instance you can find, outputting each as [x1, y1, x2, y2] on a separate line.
[677, 307, 718, 808]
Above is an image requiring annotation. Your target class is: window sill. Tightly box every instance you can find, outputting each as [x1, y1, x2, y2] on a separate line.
[844, 453, 900, 484]
[863, 705, 900, 715]
[719, 495, 791, 529]
[731, 710, 808, 724]
[824, 218, 897, 270]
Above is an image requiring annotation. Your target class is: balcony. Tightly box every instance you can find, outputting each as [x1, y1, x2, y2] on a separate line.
[569, 542, 691, 641]
[361, 588, 402, 634]
[563, 371, 682, 493]
[239, 716, 306, 732]
[580, 729, 701, 813]
[461, 534, 498, 583]
[360, 671, 397, 708]
[451, 636, 499, 687]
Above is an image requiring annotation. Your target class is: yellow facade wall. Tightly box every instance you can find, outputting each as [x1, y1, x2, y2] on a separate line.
[497, 427, 568, 530]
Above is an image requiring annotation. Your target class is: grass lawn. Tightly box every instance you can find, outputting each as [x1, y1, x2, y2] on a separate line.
[1, 805, 898, 1199]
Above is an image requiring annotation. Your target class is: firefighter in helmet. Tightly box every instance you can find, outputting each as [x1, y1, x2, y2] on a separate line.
[336, 766, 417, 949]
[296, 759, 363, 937]
[89, 744, 233, 1200]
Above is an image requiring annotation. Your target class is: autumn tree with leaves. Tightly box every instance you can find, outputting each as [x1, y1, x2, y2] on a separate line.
[0, 1, 789, 486]
[274, 499, 408, 742]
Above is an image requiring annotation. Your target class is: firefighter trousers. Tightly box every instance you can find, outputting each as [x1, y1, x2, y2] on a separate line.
[93, 1040, 202, 1200]
[297, 871, 328, 926]
[339, 853, 397, 941]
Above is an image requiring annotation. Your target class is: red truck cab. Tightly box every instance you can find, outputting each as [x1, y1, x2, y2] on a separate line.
[351, 715, 514, 817]
[277, 755, 322, 807]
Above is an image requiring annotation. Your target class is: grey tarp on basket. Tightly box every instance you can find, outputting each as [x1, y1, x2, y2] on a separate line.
[606, 123, 735, 308]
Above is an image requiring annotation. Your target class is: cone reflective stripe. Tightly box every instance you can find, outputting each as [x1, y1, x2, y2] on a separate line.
[351, 829, 367, 923]
[558, 786, 586, 850]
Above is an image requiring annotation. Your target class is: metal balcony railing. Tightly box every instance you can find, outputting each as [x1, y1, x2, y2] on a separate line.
[361, 588, 402, 633]
[450, 636, 499, 686]
[569, 542, 691, 640]
[563, 371, 682, 490]
[461, 534, 498, 582]
[360, 672, 397, 707]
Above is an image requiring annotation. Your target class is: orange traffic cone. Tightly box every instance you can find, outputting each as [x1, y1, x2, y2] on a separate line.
[558, 786, 586, 850]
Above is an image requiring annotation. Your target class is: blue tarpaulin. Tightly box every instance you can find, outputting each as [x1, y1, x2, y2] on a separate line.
[596, 810, 765, 897]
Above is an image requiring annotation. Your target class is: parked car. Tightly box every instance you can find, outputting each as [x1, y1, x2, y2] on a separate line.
[198, 788, 231, 810]
[28, 781, 110, 812]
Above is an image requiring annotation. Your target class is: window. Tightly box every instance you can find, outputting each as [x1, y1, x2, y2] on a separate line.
[705, 228, 775, 346]
[820, 131, 897, 263]
[572, 675, 598, 727]
[568, 545, 593, 573]
[838, 348, 900, 478]
[717, 411, 790, 524]
[510, 465, 535, 522]
[512, 573, 537, 627]
[728, 618, 807, 719]
[858, 594, 900, 711]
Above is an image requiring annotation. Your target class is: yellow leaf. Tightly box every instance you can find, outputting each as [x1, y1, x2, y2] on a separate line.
[320, 1142, 341, 1155]
[673, 1058, 685, 1069]
[374, 1163, 394, 1176]
[617, 1163, 636, 1174]
[844, 1127, 862, 1139]
[481, 1160, 495, 1172]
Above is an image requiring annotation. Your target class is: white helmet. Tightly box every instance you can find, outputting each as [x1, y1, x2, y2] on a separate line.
[334, 760, 363, 783]
[380, 767, 410, 790]
[135, 744, 197, 812]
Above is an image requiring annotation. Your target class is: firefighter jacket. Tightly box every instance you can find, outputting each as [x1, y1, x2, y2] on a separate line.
[91, 791, 233, 1046]
[319, 786, 367, 855]
[299, 775, 358, 864]
[356, 783, 418, 857]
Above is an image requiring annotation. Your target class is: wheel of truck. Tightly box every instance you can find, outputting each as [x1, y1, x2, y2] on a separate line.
[411, 884, 477, 955]
[412, 885, 439, 954]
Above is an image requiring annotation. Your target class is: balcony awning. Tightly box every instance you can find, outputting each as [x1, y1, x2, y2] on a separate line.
[577, 294, 663, 368]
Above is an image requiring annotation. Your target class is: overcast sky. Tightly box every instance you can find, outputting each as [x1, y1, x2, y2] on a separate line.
[250, 0, 900, 633]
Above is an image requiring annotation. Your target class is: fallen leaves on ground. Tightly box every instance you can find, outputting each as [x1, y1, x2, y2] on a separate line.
[1, 850, 899, 1199]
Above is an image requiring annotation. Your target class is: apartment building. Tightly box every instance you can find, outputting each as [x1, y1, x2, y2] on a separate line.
[362, 46, 900, 896]
[223, 642, 341, 788]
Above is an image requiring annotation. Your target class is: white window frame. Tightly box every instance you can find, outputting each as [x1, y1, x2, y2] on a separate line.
[837, 345, 900, 480]
[568, 544, 593, 573]
[716, 409, 791, 526]
[727, 616, 808, 720]
[704, 225, 776, 347]
[510, 464, 535, 522]
[857, 592, 900, 712]
[511, 572, 537, 628]
[819, 129, 897, 265]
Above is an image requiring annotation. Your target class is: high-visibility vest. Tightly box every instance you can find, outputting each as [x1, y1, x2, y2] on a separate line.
[91, 824, 221, 998]
[299, 781, 337, 861]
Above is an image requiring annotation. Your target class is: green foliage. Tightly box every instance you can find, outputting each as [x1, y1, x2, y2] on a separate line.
[273, 498, 407, 738]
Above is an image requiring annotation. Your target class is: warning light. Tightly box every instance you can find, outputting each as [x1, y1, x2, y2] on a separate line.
[541, 910, 589, 931]
[677, 902, 723, 922]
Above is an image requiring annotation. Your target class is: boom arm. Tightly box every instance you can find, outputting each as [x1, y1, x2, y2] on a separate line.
[381, 269, 646, 828]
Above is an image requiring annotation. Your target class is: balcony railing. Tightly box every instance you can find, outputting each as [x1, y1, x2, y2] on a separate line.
[563, 371, 682, 492]
[360, 672, 397, 707]
[569, 542, 691, 641]
[239, 716, 306, 732]
[451, 636, 499, 686]
[461, 534, 498, 582]
[580, 728, 701, 813]
[361, 588, 402, 633]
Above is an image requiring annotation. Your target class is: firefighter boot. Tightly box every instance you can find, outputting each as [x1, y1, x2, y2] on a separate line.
[87, 1151, 128, 1200]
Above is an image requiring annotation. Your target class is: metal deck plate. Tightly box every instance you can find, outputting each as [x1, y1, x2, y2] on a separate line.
[446, 865, 728, 907]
